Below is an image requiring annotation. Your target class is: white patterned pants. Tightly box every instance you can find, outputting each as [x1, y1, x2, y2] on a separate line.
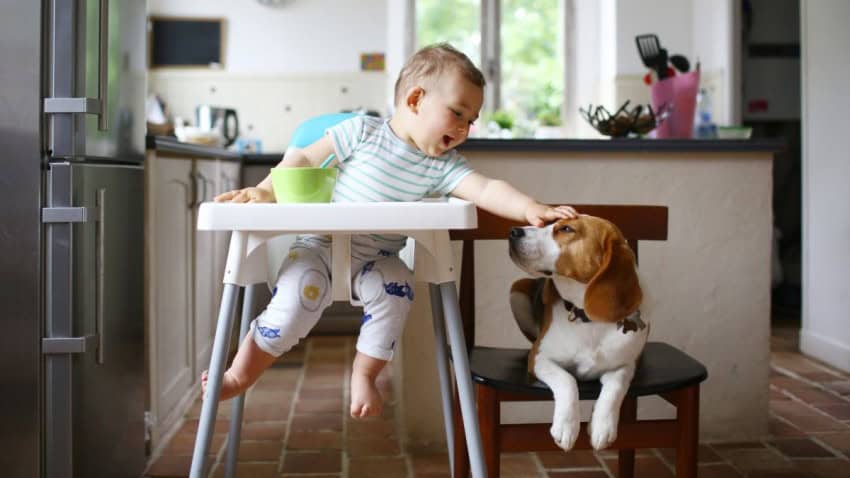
[250, 244, 414, 361]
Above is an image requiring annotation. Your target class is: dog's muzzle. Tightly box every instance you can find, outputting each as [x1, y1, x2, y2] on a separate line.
[509, 226, 555, 276]
[508, 227, 527, 259]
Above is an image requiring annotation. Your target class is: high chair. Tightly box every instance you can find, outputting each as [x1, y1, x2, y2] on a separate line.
[449, 205, 708, 478]
[189, 114, 491, 477]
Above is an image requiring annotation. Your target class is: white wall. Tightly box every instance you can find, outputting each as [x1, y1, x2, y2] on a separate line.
[149, 71, 387, 152]
[385, 0, 415, 115]
[800, 0, 850, 373]
[147, 0, 390, 151]
[567, 0, 609, 137]
[616, 0, 693, 75]
[693, 0, 738, 124]
[148, 0, 387, 74]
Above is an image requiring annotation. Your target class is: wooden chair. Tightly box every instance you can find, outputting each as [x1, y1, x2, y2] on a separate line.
[449, 205, 708, 478]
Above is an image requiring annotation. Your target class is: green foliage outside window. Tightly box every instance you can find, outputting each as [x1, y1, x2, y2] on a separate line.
[417, 0, 564, 134]
[417, 0, 481, 65]
[501, 0, 563, 126]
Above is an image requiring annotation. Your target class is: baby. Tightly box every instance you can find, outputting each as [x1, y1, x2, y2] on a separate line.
[206, 43, 577, 418]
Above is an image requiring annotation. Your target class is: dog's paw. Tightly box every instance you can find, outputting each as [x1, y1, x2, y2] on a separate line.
[588, 412, 618, 450]
[550, 408, 580, 451]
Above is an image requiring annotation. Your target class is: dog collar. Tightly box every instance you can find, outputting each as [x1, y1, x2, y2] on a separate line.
[562, 298, 646, 334]
[563, 299, 591, 323]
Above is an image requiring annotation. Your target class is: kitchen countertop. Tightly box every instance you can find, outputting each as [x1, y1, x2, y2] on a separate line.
[149, 135, 784, 165]
[146, 135, 242, 161]
[241, 137, 784, 165]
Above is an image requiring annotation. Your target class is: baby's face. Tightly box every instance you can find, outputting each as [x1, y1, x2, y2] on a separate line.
[414, 70, 483, 156]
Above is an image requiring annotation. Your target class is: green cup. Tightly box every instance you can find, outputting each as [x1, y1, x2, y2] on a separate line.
[270, 167, 338, 203]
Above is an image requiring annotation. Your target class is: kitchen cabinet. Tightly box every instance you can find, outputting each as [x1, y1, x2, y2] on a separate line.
[145, 151, 241, 449]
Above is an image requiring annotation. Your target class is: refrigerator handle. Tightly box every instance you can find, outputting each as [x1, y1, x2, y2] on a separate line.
[95, 188, 106, 364]
[97, 0, 109, 131]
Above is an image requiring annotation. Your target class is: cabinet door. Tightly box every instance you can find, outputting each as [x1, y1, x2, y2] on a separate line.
[193, 159, 218, 377]
[148, 157, 194, 428]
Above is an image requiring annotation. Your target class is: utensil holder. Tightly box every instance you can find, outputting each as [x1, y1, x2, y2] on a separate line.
[650, 70, 700, 139]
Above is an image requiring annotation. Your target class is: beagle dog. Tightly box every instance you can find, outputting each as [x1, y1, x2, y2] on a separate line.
[508, 215, 647, 451]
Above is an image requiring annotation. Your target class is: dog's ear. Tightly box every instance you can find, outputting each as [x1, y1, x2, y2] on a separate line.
[583, 233, 642, 323]
[541, 277, 557, 305]
[510, 278, 543, 343]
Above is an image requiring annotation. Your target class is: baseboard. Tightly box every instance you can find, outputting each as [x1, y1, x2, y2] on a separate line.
[800, 329, 850, 373]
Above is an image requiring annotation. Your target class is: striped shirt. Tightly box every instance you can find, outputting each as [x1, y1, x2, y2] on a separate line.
[294, 115, 474, 260]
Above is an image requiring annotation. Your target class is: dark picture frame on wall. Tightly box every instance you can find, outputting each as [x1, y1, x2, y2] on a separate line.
[148, 16, 225, 68]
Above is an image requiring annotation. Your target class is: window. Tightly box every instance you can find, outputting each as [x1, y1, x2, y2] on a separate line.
[417, 0, 565, 137]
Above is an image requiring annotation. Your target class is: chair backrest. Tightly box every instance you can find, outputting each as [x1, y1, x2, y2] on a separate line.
[288, 112, 360, 148]
[449, 205, 668, 348]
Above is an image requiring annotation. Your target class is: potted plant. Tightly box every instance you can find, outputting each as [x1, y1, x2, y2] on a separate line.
[534, 110, 564, 138]
[485, 109, 515, 138]
[531, 83, 566, 138]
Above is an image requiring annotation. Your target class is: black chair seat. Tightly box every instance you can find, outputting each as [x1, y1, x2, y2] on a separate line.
[470, 342, 708, 400]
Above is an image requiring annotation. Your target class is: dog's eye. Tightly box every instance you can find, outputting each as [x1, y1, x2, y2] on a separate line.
[557, 225, 574, 233]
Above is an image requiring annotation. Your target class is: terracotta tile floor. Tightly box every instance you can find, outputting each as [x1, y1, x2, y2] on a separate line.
[146, 318, 850, 477]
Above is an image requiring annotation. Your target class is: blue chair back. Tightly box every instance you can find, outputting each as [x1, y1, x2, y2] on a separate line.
[289, 112, 359, 149]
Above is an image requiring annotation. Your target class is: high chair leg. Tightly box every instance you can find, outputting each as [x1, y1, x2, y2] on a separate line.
[224, 284, 256, 478]
[429, 283, 457, 473]
[189, 284, 240, 478]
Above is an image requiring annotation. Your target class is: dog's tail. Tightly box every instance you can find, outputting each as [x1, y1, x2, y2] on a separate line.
[509, 277, 548, 343]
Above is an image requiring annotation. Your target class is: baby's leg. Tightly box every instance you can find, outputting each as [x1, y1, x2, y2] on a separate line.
[349, 257, 414, 418]
[202, 247, 332, 400]
[350, 352, 387, 418]
[202, 333, 276, 400]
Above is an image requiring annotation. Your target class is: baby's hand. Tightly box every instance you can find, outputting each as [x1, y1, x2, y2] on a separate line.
[525, 203, 578, 227]
[214, 187, 275, 203]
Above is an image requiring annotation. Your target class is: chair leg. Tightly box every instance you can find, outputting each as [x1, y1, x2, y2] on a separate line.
[617, 396, 637, 478]
[676, 385, 700, 478]
[476, 384, 500, 478]
[453, 388, 470, 478]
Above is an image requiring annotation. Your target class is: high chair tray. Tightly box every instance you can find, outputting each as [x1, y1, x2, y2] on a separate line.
[197, 198, 477, 233]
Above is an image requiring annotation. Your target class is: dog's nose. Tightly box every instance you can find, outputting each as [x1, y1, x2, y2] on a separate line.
[510, 227, 525, 239]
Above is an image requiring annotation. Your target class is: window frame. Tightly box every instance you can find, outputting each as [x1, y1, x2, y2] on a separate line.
[412, 0, 572, 127]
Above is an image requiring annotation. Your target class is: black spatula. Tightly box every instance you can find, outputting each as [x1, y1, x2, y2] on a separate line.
[635, 34, 668, 79]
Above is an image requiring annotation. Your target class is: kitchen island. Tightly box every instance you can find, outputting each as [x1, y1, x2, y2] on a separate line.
[395, 138, 783, 446]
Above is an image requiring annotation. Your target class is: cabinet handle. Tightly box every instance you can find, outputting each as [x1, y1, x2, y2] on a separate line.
[95, 188, 105, 364]
[196, 170, 214, 204]
[189, 171, 200, 208]
[201, 176, 210, 204]
[167, 178, 192, 209]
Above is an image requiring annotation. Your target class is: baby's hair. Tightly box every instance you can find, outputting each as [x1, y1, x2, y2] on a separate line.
[393, 43, 486, 106]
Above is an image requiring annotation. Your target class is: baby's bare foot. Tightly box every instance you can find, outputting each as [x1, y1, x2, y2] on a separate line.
[201, 369, 246, 401]
[350, 372, 383, 418]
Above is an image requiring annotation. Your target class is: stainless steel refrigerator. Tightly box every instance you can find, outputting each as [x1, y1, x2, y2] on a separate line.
[0, 0, 148, 476]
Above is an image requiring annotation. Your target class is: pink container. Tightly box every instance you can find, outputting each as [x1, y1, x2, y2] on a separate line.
[650, 70, 700, 139]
